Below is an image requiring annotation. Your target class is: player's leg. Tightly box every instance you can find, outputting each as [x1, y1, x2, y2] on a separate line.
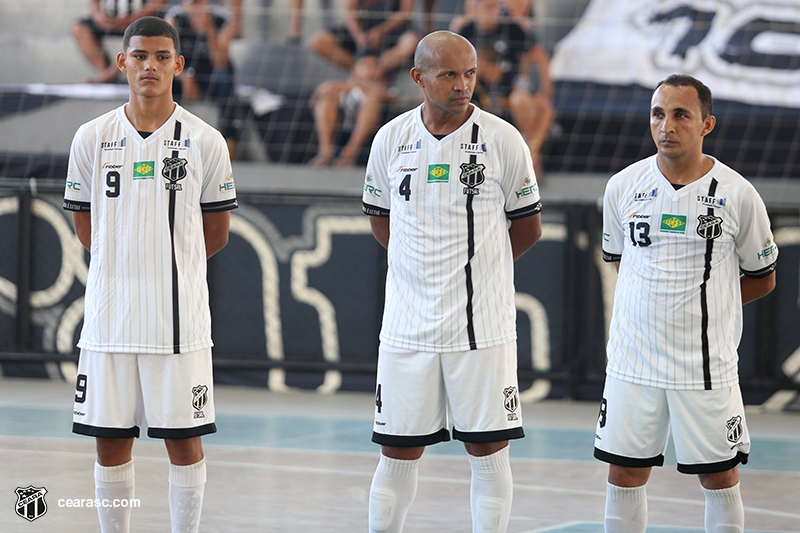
[667, 386, 749, 533]
[443, 342, 524, 533]
[594, 378, 671, 533]
[139, 349, 216, 533]
[369, 344, 449, 533]
[73, 350, 143, 532]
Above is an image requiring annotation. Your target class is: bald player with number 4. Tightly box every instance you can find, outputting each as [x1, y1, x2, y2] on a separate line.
[595, 74, 777, 533]
[63, 16, 236, 533]
[361, 31, 542, 533]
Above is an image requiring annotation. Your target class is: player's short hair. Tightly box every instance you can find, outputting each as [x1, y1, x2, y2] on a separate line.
[122, 16, 181, 56]
[656, 74, 713, 118]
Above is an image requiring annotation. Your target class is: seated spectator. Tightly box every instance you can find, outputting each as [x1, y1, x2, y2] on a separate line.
[71, 0, 168, 83]
[451, 0, 554, 176]
[166, 0, 243, 158]
[309, 54, 395, 167]
[309, 0, 419, 81]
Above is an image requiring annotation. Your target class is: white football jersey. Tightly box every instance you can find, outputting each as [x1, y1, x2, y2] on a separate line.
[602, 155, 777, 390]
[362, 104, 541, 352]
[64, 103, 237, 355]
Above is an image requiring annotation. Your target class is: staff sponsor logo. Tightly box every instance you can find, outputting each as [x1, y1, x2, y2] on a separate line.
[163, 139, 189, 150]
[101, 138, 125, 151]
[15, 485, 47, 522]
[660, 213, 686, 233]
[460, 142, 486, 154]
[634, 188, 658, 201]
[697, 195, 726, 208]
[696, 214, 723, 239]
[397, 140, 421, 154]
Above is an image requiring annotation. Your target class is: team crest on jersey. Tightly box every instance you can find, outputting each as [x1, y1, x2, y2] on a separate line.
[15, 485, 47, 522]
[696, 214, 723, 240]
[503, 386, 519, 421]
[192, 384, 208, 418]
[726, 415, 743, 443]
[162, 157, 188, 191]
[460, 162, 485, 195]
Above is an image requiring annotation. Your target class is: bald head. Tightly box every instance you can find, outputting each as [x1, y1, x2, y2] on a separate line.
[414, 31, 476, 73]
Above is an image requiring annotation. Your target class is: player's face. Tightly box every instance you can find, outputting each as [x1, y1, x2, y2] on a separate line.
[117, 35, 184, 98]
[650, 84, 715, 160]
[413, 42, 477, 118]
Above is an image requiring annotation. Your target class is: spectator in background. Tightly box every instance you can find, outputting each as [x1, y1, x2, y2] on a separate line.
[451, 0, 553, 177]
[72, 0, 168, 83]
[310, 54, 395, 167]
[166, 0, 243, 159]
[309, 0, 419, 81]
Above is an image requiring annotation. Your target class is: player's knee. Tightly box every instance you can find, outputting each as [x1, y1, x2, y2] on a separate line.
[368, 487, 397, 531]
[473, 496, 507, 532]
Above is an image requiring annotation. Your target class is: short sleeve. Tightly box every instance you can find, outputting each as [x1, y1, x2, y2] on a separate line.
[64, 124, 94, 212]
[362, 126, 391, 217]
[735, 183, 777, 277]
[199, 130, 237, 212]
[602, 176, 624, 262]
[501, 126, 541, 220]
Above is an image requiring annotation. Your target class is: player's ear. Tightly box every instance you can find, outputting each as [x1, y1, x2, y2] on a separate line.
[174, 54, 185, 77]
[116, 51, 127, 73]
[410, 67, 425, 89]
[701, 114, 716, 137]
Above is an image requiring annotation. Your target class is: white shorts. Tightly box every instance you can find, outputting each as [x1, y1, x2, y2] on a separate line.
[372, 341, 524, 446]
[72, 349, 216, 440]
[594, 377, 750, 474]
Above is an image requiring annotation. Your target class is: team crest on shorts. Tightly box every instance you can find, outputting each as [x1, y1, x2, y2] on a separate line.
[726, 415, 743, 443]
[192, 384, 208, 418]
[697, 214, 723, 240]
[15, 485, 47, 522]
[460, 162, 485, 195]
[162, 157, 188, 191]
[503, 387, 519, 421]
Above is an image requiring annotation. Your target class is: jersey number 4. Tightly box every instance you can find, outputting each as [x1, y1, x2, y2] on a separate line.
[399, 175, 411, 201]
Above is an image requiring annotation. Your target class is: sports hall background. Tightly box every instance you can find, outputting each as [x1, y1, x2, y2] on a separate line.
[1, 0, 798, 405]
[1, 1, 800, 532]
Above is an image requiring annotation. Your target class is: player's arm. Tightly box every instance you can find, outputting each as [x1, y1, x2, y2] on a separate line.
[202, 210, 230, 258]
[741, 271, 775, 305]
[508, 213, 541, 261]
[72, 212, 92, 252]
[369, 215, 390, 250]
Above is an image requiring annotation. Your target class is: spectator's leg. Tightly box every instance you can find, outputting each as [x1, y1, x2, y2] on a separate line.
[209, 68, 243, 159]
[334, 84, 386, 167]
[309, 30, 355, 71]
[310, 81, 346, 167]
[72, 21, 118, 83]
[508, 88, 554, 179]
[288, 0, 303, 42]
[377, 32, 419, 80]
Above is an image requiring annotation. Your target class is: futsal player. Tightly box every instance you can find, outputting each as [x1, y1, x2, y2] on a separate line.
[361, 31, 542, 533]
[63, 16, 237, 533]
[595, 74, 777, 532]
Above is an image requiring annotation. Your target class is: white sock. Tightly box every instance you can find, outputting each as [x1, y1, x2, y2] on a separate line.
[169, 459, 207, 533]
[368, 454, 420, 533]
[703, 482, 744, 533]
[468, 447, 513, 533]
[604, 482, 647, 533]
[95, 460, 135, 533]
